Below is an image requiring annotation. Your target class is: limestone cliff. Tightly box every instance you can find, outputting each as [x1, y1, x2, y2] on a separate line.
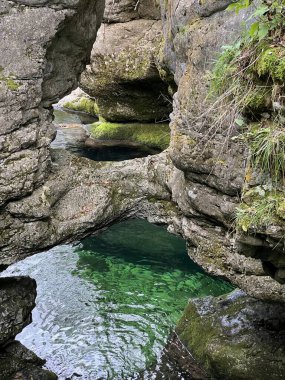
[0, 0, 104, 376]
[80, 0, 173, 122]
[0, 0, 284, 315]
[1, 0, 285, 378]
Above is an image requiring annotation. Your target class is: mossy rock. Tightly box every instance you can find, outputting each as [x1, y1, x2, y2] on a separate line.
[80, 21, 172, 123]
[243, 85, 271, 111]
[89, 121, 170, 150]
[63, 97, 99, 117]
[256, 47, 285, 82]
[177, 290, 285, 380]
[236, 187, 285, 233]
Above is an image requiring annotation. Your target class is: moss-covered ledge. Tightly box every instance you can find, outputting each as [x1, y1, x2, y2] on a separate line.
[176, 289, 285, 380]
[63, 96, 99, 117]
[89, 121, 170, 150]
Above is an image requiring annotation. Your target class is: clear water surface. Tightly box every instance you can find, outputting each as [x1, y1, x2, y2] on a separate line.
[1, 220, 233, 379]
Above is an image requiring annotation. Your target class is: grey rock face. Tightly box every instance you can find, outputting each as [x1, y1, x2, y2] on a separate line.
[153, 0, 285, 302]
[177, 290, 285, 380]
[0, 0, 104, 206]
[103, 0, 161, 23]
[80, 19, 171, 122]
[0, 277, 36, 345]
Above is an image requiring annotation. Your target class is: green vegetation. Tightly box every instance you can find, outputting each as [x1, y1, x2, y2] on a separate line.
[90, 121, 170, 150]
[257, 47, 285, 81]
[63, 97, 99, 116]
[0, 66, 20, 91]
[236, 186, 284, 232]
[211, 0, 285, 233]
[239, 121, 285, 184]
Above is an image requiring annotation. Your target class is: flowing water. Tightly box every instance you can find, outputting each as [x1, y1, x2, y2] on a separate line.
[1, 220, 233, 380]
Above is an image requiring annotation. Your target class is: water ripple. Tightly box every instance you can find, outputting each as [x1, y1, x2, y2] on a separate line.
[0, 220, 232, 379]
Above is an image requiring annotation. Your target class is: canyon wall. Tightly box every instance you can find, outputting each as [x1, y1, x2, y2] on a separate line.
[1, 0, 285, 378]
[0, 0, 104, 376]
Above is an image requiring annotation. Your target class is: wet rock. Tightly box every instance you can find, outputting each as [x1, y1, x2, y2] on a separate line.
[0, 341, 57, 380]
[137, 332, 210, 379]
[0, 277, 56, 379]
[177, 290, 285, 380]
[0, 277, 36, 345]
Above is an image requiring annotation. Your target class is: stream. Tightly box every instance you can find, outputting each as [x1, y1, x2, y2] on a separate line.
[1, 109, 233, 379]
[1, 220, 232, 379]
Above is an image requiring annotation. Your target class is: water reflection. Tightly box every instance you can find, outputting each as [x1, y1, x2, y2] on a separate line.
[0, 220, 233, 379]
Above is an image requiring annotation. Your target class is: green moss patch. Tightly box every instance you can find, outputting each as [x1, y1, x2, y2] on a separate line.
[243, 86, 271, 111]
[63, 97, 99, 116]
[0, 67, 20, 91]
[90, 121, 170, 150]
[256, 47, 285, 82]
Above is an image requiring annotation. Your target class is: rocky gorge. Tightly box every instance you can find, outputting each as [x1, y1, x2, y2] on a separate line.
[1, 0, 285, 379]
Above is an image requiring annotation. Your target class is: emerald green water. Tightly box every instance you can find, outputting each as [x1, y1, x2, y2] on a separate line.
[1, 220, 233, 379]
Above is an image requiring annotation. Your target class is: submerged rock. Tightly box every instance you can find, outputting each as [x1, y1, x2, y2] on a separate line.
[177, 290, 285, 380]
[138, 332, 210, 379]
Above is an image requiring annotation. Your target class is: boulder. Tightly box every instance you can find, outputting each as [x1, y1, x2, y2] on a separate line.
[80, 19, 172, 122]
[0, 341, 57, 380]
[177, 290, 285, 380]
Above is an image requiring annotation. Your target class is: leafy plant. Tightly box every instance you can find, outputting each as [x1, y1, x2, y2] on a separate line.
[228, 0, 285, 41]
